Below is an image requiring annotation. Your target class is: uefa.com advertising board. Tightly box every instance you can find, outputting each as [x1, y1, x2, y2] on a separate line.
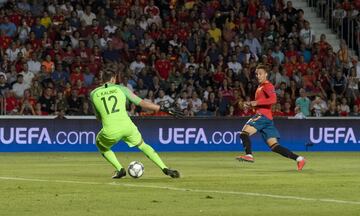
[0, 117, 360, 152]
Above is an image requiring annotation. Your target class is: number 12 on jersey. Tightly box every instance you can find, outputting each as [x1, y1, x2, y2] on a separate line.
[101, 95, 120, 114]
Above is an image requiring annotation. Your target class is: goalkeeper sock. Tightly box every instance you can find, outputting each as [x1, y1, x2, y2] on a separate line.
[240, 131, 252, 155]
[271, 144, 299, 161]
[102, 150, 123, 171]
[138, 142, 167, 170]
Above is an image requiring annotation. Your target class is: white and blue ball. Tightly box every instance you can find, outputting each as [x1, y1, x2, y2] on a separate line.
[127, 161, 144, 178]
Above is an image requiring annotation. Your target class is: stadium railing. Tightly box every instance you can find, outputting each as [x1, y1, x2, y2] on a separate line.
[307, 0, 359, 55]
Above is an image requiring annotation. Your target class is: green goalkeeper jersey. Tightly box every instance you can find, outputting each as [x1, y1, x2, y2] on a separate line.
[90, 83, 142, 133]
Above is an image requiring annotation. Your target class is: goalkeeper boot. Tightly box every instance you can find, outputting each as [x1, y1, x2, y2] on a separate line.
[236, 155, 255, 163]
[297, 157, 306, 171]
[163, 168, 180, 178]
[112, 168, 126, 179]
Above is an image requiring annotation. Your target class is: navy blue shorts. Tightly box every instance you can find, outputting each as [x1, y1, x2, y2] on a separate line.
[245, 114, 280, 142]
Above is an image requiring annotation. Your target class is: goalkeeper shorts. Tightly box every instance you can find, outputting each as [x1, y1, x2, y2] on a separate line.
[95, 125, 142, 152]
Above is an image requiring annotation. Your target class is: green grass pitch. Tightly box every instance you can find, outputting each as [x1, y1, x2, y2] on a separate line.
[0, 152, 360, 216]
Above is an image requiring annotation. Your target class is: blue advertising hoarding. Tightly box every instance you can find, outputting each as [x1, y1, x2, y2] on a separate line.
[0, 117, 360, 152]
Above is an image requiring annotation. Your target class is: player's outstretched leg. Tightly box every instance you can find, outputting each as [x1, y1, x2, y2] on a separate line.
[96, 138, 126, 178]
[101, 151, 127, 178]
[236, 131, 255, 163]
[137, 141, 180, 178]
[270, 143, 306, 171]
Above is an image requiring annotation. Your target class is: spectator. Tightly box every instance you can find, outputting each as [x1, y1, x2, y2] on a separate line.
[83, 67, 94, 87]
[34, 102, 43, 115]
[6, 42, 20, 62]
[17, 19, 31, 43]
[324, 103, 339, 116]
[105, 19, 118, 35]
[294, 106, 306, 119]
[27, 52, 41, 75]
[0, 73, 10, 96]
[38, 87, 55, 115]
[127, 103, 139, 116]
[130, 55, 146, 75]
[54, 91, 68, 114]
[271, 45, 285, 64]
[100, 30, 112, 50]
[349, 105, 360, 116]
[55, 109, 67, 119]
[17, 0, 31, 12]
[167, 82, 178, 98]
[346, 67, 359, 97]
[4, 91, 19, 114]
[208, 22, 221, 43]
[155, 52, 172, 81]
[311, 96, 328, 117]
[189, 91, 202, 114]
[81, 6, 96, 26]
[196, 102, 213, 117]
[273, 103, 284, 117]
[20, 63, 35, 87]
[295, 88, 311, 116]
[243, 32, 261, 57]
[337, 40, 351, 73]
[41, 55, 55, 74]
[57, 29, 72, 49]
[19, 89, 36, 115]
[102, 41, 120, 62]
[31, 17, 46, 39]
[30, 79, 42, 99]
[332, 3, 347, 34]
[144, 0, 160, 17]
[283, 102, 295, 116]
[40, 11, 52, 29]
[0, 17, 16, 37]
[154, 89, 174, 108]
[144, 90, 155, 103]
[78, 100, 92, 115]
[177, 91, 189, 110]
[338, 98, 350, 116]
[227, 54, 242, 75]
[331, 70, 347, 96]
[12, 74, 30, 98]
[299, 21, 315, 49]
[67, 88, 82, 115]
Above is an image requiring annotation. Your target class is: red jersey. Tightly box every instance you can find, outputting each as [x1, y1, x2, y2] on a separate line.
[155, 59, 172, 80]
[255, 80, 277, 120]
[0, 35, 11, 49]
[144, 6, 160, 17]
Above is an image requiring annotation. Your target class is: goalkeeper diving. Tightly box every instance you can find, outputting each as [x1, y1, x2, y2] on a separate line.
[90, 69, 183, 178]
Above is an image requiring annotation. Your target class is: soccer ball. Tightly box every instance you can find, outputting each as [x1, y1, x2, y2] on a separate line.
[127, 161, 144, 178]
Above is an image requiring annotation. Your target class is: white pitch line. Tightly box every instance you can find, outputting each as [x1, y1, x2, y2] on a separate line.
[1, 176, 360, 205]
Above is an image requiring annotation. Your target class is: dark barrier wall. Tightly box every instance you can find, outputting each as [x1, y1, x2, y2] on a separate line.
[0, 117, 360, 152]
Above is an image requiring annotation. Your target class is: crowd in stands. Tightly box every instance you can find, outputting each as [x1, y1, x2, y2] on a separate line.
[0, 0, 360, 118]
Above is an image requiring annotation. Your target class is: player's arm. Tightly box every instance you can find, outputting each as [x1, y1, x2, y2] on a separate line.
[139, 100, 160, 112]
[119, 85, 143, 106]
[139, 97, 184, 118]
[254, 83, 277, 106]
[120, 85, 184, 117]
[119, 85, 160, 112]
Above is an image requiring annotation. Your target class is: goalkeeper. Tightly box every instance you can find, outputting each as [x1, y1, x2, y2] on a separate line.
[90, 70, 182, 178]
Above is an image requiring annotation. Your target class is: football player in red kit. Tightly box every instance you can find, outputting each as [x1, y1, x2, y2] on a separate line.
[236, 64, 306, 171]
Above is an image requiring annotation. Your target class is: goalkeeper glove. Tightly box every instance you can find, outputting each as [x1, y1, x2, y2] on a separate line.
[160, 104, 185, 118]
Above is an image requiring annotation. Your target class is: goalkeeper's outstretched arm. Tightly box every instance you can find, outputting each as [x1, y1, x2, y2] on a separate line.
[139, 100, 161, 112]
[139, 100, 184, 118]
